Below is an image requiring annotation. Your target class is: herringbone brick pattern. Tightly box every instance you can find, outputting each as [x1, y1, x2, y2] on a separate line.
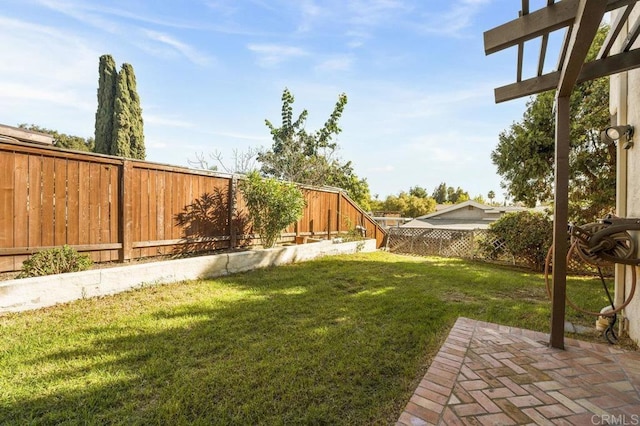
[397, 317, 640, 425]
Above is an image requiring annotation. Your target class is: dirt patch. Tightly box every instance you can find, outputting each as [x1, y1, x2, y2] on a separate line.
[0, 271, 19, 282]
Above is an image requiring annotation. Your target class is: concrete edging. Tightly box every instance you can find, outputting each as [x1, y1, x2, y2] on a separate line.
[0, 239, 376, 314]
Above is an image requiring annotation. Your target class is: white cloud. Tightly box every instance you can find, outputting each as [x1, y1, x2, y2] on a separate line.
[367, 165, 395, 173]
[144, 114, 195, 129]
[0, 83, 93, 111]
[297, 0, 323, 32]
[203, 130, 270, 142]
[142, 30, 213, 66]
[315, 55, 353, 72]
[417, 0, 491, 37]
[247, 44, 308, 67]
[36, 0, 122, 34]
[35, 0, 216, 65]
[204, 1, 238, 17]
[347, 0, 408, 27]
[0, 15, 98, 120]
[0, 16, 98, 82]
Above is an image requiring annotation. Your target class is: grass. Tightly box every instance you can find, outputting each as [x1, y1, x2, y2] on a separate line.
[0, 251, 622, 425]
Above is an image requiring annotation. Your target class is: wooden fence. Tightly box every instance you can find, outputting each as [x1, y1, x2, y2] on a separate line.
[0, 140, 385, 272]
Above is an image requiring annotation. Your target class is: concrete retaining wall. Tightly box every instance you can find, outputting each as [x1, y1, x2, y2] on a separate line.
[0, 239, 376, 314]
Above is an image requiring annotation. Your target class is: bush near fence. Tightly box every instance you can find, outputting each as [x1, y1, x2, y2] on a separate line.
[386, 227, 613, 276]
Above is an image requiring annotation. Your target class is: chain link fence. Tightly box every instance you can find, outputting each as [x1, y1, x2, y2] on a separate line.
[386, 227, 613, 276]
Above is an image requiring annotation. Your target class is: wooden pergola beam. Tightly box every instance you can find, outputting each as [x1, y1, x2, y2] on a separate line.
[598, 4, 634, 59]
[559, 1, 608, 95]
[484, 0, 577, 55]
[493, 48, 640, 102]
[484, 0, 637, 55]
[622, 16, 640, 52]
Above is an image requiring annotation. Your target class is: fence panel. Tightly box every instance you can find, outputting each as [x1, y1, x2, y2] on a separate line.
[387, 228, 481, 258]
[0, 140, 386, 272]
[387, 227, 614, 276]
[0, 144, 122, 270]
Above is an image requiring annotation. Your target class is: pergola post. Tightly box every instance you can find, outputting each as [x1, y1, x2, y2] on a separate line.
[484, 0, 628, 349]
[550, 95, 571, 349]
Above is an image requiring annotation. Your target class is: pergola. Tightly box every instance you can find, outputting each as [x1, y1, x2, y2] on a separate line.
[484, 0, 640, 349]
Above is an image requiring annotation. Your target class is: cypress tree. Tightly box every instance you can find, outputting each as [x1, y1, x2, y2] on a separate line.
[123, 63, 145, 160]
[112, 64, 132, 158]
[94, 54, 117, 154]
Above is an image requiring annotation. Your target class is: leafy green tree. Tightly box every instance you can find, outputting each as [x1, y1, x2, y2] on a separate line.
[432, 182, 448, 203]
[448, 187, 469, 204]
[488, 190, 496, 205]
[409, 186, 429, 198]
[240, 171, 306, 248]
[473, 194, 486, 204]
[18, 124, 94, 152]
[480, 211, 553, 271]
[94, 54, 117, 155]
[326, 162, 372, 211]
[368, 195, 384, 213]
[259, 88, 369, 208]
[491, 26, 612, 224]
[380, 192, 436, 217]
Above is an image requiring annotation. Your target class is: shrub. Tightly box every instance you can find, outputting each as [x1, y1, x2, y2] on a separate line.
[19, 245, 93, 278]
[479, 211, 552, 271]
[240, 171, 306, 248]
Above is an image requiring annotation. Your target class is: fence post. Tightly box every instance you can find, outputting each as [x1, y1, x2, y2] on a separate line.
[120, 160, 133, 262]
[229, 175, 238, 248]
[410, 230, 414, 252]
[327, 209, 332, 240]
[337, 192, 342, 235]
[469, 230, 474, 258]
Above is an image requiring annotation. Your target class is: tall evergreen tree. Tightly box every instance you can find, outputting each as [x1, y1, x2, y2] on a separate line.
[93, 55, 145, 160]
[109, 63, 146, 159]
[123, 63, 145, 160]
[112, 65, 132, 158]
[94, 54, 117, 154]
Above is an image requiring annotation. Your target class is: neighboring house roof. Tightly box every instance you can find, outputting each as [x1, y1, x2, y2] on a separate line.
[401, 218, 493, 230]
[415, 201, 496, 220]
[401, 200, 546, 230]
[0, 124, 54, 145]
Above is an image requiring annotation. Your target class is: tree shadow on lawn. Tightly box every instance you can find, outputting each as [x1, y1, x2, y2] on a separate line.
[1, 255, 556, 425]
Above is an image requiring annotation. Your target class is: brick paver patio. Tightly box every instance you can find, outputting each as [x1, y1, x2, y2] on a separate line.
[397, 317, 640, 425]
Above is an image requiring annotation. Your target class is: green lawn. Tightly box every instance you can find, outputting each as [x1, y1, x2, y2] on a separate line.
[0, 251, 614, 425]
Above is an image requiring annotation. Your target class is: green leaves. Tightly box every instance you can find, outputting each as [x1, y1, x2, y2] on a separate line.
[94, 54, 117, 155]
[18, 245, 93, 278]
[481, 211, 552, 271]
[491, 26, 614, 224]
[259, 88, 370, 209]
[18, 124, 94, 152]
[94, 55, 145, 160]
[377, 192, 436, 217]
[240, 171, 306, 248]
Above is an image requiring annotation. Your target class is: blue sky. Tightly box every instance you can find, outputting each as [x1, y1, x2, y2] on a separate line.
[1, 1, 564, 202]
